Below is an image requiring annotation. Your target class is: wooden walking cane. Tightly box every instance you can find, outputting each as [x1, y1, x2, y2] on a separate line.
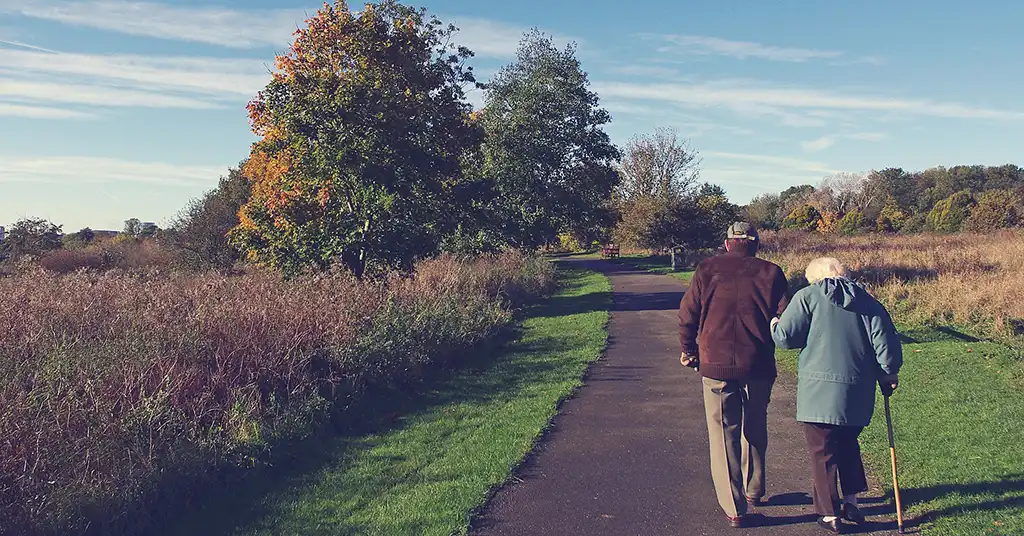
[884, 394, 906, 534]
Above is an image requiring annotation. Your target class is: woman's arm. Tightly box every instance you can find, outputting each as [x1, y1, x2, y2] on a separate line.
[771, 290, 812, 349]
[870, 304, 903, 376]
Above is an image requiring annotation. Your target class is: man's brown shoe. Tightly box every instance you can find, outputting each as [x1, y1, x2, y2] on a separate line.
[746, 496, 765, 507]
[728, 515, 746, 528]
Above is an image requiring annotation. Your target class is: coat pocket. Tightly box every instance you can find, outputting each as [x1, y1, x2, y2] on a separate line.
[801, 369, 861, 385]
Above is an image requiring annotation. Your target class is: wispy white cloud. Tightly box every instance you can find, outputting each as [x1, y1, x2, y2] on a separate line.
[0, 48, 269, 97]
[592, 80, 1024, 122]
[0, 155, 228, 187]
[801, 136, 837, 151]
[445, 15, 581, 59]
[701, 151, 851, 202]
[0, 0, 557, 59]
[649, 34, 843, 62]
[0, 102, 95, 119]
[0, 0, 304, 48]
[800, 131, 888, 152]
[0, 79, 221, 109]
[0, 39, 59, 53]
[447, 16, 529, 58]
[848, 132, 888, 141]
[0, 45, 274, 119]
[704, 151, 841, 175]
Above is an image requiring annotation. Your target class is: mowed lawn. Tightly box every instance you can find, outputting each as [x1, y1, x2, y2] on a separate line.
[164, 265, 610, 536]
[777, 327, 1024, 536]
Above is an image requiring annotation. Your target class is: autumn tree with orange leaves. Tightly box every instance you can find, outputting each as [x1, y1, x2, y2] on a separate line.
[230, 0, 483, 277]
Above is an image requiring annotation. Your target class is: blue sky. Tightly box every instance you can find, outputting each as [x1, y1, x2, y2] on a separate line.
[2, 0, 1022, 232]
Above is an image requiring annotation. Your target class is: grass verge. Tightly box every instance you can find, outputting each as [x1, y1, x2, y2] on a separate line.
[611, 254, 695, 283]
[777, 326, 1024, 536]
[163, 264, 611, 536]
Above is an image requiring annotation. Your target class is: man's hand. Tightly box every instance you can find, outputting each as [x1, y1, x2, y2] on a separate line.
[879, 374, 899, 396]
[680, 352, 699, 371]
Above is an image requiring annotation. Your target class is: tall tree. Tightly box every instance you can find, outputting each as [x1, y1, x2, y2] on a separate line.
[616, 127, 700, 201]
[0, 218, 62, 260]
[165, 163, 253, 271]
[479, 29, 620, 249]
[230, 0, 483, 277]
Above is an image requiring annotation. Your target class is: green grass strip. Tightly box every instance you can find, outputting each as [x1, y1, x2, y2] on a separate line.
[167, 264, 610, 536]
[777, 327, 1024, 536]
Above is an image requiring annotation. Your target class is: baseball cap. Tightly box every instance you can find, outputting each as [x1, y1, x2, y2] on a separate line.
[726, 222, 759, 241]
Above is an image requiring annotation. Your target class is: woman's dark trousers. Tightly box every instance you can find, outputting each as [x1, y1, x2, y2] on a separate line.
[801, 422, 869, 516]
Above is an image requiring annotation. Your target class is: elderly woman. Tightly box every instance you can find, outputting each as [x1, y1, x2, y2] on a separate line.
[770, 258, 902, 534]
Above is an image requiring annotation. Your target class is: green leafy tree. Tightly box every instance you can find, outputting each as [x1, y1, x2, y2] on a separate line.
[165, 164, 253, 271]
[122, 218, 143, 238]
[612, 127, 700, 248]
[0, 218, 63, 259]
[836, 210, 864, 236]
[684, 183, 740, 249]
[742, 193, 782, 230]
[479, 29, 620, 249]
[782, 204, 822, 231]
[964, 189, 1021, 232]
[875, 196, 910, 233]
[230, 0, 483, 277]
[926, 190, 975, 233]
[899, 213, 927, 234]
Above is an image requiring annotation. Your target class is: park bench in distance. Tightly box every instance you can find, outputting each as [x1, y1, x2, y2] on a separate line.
[600, 244, 620, 258]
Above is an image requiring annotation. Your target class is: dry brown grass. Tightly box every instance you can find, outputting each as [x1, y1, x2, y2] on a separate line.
[0, 251, 555, 536]
[760, 229, 1024, 333]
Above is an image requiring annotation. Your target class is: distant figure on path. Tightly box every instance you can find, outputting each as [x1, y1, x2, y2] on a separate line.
[771, 257, 903, 534]
[677, 222, 790, 529]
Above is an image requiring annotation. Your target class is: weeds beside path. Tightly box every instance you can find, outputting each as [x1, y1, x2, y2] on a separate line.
[165, 264, 611, 536]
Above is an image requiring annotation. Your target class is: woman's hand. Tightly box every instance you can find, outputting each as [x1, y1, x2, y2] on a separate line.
[680, 352, 699, 371]
[879, 374, 899, 396]
[770, 316, 780, 329]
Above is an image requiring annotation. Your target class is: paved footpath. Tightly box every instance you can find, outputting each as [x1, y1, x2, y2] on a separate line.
[470, 259, 899, 535]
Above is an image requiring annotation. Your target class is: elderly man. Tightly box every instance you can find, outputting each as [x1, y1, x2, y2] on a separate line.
[678, 222, 790, 529]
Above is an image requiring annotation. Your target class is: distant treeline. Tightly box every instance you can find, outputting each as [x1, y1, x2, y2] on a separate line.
[742, 164, 1024, 234]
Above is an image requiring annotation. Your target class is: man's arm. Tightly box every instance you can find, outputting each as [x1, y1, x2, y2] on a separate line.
[678, 271, 702, 358]
[772, 266, 791, 318]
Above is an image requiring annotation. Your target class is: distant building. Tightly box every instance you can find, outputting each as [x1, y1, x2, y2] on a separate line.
[0, 225, 5, 242]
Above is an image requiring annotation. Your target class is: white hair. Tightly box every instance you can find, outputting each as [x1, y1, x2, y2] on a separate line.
[805, 257, 848, 284]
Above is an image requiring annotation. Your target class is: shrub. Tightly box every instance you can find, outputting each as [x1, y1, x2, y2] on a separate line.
[35, 240, 174, 274]
[836, 210, 864, 236]
[899, 213, 927, 234]
[875, 197, 910, 233]
[964, 189, 1021, 232]
[816, 211, 841, 234]
[926, 190, 975, 233]
[38, 249, 106, 273]
[782, 204, 822, 231]
[0, 251, 554, 535]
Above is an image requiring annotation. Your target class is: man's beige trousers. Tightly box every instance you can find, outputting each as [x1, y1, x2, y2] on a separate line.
[701, 376, 775, 518]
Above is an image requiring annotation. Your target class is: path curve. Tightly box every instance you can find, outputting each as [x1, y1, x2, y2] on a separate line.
[470, 259, 898, 535]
